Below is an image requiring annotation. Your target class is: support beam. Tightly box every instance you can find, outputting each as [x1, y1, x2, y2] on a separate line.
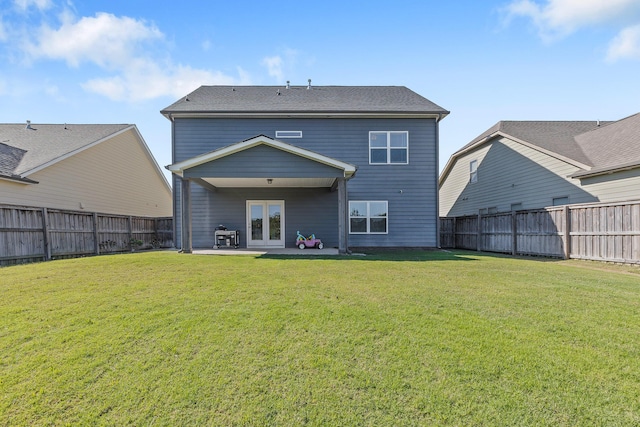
[337, 178, 349, 254]
[181, 178, 193, 253]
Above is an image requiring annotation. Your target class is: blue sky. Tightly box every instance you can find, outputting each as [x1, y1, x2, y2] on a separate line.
[2, 0, 640, 183]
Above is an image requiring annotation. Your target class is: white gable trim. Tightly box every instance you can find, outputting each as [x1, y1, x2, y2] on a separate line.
[167, 135, 357, 178]
[21, 125, 135, 177]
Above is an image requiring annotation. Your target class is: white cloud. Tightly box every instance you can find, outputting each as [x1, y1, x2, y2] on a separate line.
[261, 48, 300, 83]
[0, 18, 6, 42]
[607, 24, 640, 61]
[23, 11, 251, 101]
[26, 12, 163, 68]
[13, 0, 52, 11]
[262, 55, 283, 81]
[503, 0, 640, 41]
[82, 60, 251, 102]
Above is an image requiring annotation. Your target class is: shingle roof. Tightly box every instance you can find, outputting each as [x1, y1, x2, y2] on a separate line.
[161, 85, 449, 116]
[0, 123, 132, 177]
[460, 121, 611, 167]
[573, 112, 640, 176]
[442, 115, 639, 182]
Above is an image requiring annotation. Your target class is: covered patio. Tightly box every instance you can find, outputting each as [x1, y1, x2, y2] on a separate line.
[167, 135, 357, 254]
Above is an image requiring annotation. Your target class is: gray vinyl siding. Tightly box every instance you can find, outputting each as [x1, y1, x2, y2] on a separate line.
[440, 137, 600, 217]
[173, 117, 438, 248]
[184, 145, 343, 178]
[190, 186, 337, 248]
[579, 168, 640, 203]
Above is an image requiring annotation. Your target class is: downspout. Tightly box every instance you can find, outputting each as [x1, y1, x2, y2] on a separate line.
[170, 113, 179, 250]
[435, 113, 442, 249]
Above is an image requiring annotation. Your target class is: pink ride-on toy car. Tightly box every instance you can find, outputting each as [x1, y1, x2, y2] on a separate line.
[296, 230, 324, 249]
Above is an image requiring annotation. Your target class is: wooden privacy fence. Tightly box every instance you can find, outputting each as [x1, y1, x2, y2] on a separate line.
[0, 204, 173, 266]
[440, 200, 640, 264]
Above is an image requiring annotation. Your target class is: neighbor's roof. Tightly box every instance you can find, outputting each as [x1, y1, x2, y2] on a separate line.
[0, 123, 173, 189]
[572, 112, 640, 177]
[161, 85, 449, 118]
[439, 116, 640, 184]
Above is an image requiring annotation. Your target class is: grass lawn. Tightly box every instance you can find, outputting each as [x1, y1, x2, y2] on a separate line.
[1, 250, 639, 426]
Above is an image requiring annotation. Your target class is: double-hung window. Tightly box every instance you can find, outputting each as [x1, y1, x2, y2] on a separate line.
[369, 131, 408, 164]
[470, 160, 478, 183]
[349, 201, 388, 234]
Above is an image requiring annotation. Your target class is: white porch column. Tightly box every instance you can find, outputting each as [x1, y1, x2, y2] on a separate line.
[337, 178, 349, 254]
[181, 178, 192, 253]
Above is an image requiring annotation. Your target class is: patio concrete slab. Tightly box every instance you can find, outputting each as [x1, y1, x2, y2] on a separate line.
[192, 247, 341, 256]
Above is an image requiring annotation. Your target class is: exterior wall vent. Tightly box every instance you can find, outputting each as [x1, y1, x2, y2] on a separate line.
[275, 130, 302, 138]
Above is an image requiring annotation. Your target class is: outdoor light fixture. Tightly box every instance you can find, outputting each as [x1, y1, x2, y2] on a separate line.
[267, 179, 273, 184]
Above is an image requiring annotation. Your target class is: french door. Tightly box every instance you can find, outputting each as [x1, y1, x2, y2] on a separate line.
[246, 201, 285, 248]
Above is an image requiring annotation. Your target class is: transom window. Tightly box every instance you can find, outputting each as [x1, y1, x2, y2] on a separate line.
[349, 201, 388, 234]
[369, 131, 408, 164]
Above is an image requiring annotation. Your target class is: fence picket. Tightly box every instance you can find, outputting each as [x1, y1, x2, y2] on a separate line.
[441, 200, 640, 264]
[0, 204, 173, 266]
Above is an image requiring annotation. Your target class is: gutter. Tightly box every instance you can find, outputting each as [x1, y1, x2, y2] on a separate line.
[0, 174, 38, 184]
[569, 162, 640, 179]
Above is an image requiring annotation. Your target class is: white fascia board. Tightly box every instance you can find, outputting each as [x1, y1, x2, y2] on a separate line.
[0, 175, 38, 184]
[129, 125, 172, 193]
[168, 136, 357, 178]
[164, 112, 446, 120]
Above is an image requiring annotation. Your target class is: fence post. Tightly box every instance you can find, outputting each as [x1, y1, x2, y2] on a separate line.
[563, 205, 571, 260]
[512, 210, 517, 256]
[93, 212, 100, 255]
[42, 207, 51, 261]
[452, 216, 457, 249]
[128, 216, 133, 251]
[477, 213, 482, 252]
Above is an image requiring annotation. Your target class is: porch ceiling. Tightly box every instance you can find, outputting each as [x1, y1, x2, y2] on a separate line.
[201, 177, 337, 188]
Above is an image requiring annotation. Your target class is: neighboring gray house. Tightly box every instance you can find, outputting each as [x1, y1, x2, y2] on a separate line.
[0, 123, 172, 217]
[439, 113, 640, 217]
[162, 85, 449, 253]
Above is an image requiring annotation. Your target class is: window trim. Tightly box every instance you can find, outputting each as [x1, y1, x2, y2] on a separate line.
[470, 160, 478, 183]
[275, 130, 302, 138]
[349, 200, 389, 234]
[369, 131, 409, 165]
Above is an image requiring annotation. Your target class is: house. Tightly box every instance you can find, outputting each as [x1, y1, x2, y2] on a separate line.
[0, 122, 172, 217]
[162, 84, 449, 253]
[439, 113, 640, 217]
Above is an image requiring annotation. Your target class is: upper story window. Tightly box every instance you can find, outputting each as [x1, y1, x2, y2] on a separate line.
[275, 130, 302, 138]
[470, 160, 478, 183]
[349, 201, 388, 234]
[369, 131, 408, 164]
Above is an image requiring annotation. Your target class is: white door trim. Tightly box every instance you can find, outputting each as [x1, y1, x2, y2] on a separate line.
[246, 200, 285, 248]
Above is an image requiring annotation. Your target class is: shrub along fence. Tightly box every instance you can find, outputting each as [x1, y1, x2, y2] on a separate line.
[440, 200, 640, 265]
[0, 204, 173, 266]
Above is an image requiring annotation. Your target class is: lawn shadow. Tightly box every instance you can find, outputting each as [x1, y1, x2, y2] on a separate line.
[258, 249, 478, 262]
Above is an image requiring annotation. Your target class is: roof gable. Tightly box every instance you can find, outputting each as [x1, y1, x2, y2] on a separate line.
[0, 123, 171, 191]
[161, 85, 449, 118]
[167, 135, 357, 178]
[0, 123, 132, 176]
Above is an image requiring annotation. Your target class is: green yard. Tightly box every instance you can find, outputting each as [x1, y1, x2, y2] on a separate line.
[1, 250, 639, 426]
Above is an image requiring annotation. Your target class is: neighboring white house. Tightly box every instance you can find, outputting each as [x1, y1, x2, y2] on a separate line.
[0, 122, 172, 217]
[439, 113, 640, 217]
